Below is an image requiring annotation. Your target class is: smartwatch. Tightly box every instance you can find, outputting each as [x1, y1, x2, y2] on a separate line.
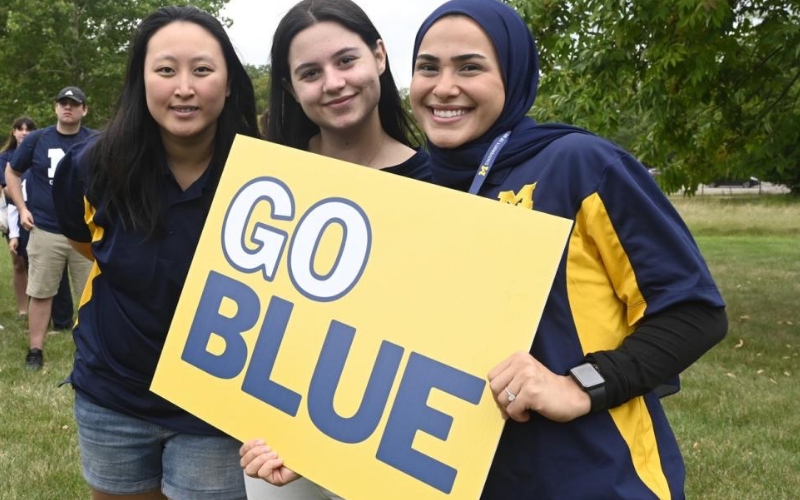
[569, 362, 606, 412]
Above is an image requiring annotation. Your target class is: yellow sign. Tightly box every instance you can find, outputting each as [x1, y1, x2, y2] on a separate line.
[151, 136, 572, 500]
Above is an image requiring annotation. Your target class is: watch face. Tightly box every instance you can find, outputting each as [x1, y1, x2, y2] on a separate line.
[572, 363, 604, 389]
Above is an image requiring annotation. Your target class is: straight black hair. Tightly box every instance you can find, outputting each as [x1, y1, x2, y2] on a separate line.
[268, 0, 420, 149]
[1, 116, 37, 152]
[86, 5, 259, 238]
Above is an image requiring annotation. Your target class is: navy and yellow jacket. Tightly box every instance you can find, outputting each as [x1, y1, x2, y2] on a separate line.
[471, 133, 724, 500]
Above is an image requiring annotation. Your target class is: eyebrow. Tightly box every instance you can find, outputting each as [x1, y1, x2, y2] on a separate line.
[293, 46, 360, 76]
[415, 53, 488, 63]
[150, 54, 216, 64]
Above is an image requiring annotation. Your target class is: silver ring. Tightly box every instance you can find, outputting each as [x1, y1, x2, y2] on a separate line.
[504, 387, 516, 402]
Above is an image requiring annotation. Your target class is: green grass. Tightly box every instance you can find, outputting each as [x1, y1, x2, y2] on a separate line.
[673, 194, 800, 236]
[0, 249, 87, 498]
[0, 195, 798, 499]
[666, 196, 800, 499]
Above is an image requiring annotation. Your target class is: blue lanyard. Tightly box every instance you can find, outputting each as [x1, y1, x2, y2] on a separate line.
[468, 131, 512, 195]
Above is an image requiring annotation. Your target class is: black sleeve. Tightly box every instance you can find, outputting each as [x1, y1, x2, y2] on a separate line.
[584, 301, 728, 410]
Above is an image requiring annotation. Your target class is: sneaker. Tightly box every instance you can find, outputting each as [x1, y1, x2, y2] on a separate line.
[25, 348, 43, 371]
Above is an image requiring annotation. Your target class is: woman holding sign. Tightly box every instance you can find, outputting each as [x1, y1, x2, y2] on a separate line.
[53, 6, 258, 500]
[407, 0, 727, 498]
[240, 0, 428, 498]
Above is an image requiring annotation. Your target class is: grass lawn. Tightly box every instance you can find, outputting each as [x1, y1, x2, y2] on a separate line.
[0, 194, 798, 499]
[665, 195, 800, 499]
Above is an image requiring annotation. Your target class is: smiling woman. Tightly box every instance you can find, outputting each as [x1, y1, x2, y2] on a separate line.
[409, 15, 505, 149]
[286, 20, 386, 152]
[144, 21, 232, 188]
[239, 0, 431, 498]
[50, 5, 259, 500]
[406, 1, 728, 499]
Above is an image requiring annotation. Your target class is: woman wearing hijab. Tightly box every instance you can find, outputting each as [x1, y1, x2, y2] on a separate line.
[408, 0, 727, 498]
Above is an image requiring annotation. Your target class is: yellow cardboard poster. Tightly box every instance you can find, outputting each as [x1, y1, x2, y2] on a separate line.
[151, 136, 572, 500]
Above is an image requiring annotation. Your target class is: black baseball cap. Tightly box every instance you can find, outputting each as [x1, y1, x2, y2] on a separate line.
[55, 86, 86, 104]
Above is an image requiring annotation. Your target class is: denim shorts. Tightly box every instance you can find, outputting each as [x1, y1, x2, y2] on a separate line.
[74, 391, 246, 500]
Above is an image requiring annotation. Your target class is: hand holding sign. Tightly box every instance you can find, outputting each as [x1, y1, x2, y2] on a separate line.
[240, 439, 300, 486]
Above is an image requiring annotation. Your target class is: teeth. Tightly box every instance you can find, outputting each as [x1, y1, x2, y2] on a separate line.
[433, 108, 468, 118]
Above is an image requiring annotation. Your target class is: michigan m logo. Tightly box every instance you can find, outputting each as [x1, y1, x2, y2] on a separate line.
[497, 182, 536, 209]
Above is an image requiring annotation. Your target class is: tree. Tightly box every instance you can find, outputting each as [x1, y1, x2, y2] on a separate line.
[511, 0, 800, 194]
[0, 0, 229, 129]
[245, 63, 270, 136]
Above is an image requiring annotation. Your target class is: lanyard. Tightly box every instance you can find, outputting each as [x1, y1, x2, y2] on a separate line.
[468, 131, 512, 195]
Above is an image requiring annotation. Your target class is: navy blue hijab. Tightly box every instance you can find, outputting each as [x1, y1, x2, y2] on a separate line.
[413, 0, 588, 191]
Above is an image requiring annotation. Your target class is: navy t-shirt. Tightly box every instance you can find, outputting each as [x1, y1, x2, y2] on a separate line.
[10, 125, 94, 233]
[383, 148, 432, 181]
[0, 148, 12, 186]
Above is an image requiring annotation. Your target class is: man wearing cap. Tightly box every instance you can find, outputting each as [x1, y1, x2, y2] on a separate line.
[6, 86, 95, 370]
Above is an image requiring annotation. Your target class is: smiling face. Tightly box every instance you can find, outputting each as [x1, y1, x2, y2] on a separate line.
[144, 21, 229, 147]
[410, 15, 505, 149]
[287, 21, 386, 134]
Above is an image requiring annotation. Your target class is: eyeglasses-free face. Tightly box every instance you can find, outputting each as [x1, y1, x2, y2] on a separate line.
[411, 15, 506, 149]
[286, 21, 386, 135]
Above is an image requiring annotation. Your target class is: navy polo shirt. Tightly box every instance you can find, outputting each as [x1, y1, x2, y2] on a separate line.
[53, 138, 223, 435]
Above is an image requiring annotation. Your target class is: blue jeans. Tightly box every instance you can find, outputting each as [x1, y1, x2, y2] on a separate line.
[74, 391, 246, 500]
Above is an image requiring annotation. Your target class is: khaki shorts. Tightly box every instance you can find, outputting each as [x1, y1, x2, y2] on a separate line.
[26, 227, 93, 300]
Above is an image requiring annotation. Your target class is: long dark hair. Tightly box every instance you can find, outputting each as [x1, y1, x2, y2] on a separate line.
[1, 116, 37, 153]
[268, 0, 420, 149]
[86, 5, 259, 238]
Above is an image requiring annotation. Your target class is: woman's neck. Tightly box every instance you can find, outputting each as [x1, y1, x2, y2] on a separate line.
[310, 114, 388, 169]
[162, 130, 215, 190]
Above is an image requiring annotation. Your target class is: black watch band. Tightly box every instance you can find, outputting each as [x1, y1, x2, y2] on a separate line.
[569, 362, 606, 412]
[584, 380, 606, 412]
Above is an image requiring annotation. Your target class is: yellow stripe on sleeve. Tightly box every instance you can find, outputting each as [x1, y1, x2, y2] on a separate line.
[567, 193, 671, 499]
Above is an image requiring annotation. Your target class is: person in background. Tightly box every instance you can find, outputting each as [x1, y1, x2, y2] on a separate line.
[408, 0, 727, 498]
[52, 5, 259, 500]
[6, 89, 94, 371]
[240, 0, 430, 498]
[0, 116, 36, 320]
[2, 117, 75, 331]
